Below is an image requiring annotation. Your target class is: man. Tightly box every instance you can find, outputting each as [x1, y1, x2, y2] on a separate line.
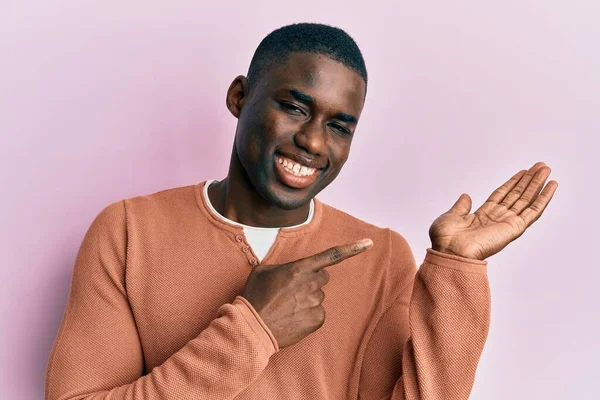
[45, 23, 558, 399]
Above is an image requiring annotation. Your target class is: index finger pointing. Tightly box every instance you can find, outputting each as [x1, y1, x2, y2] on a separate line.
[305, 238, 373, 272]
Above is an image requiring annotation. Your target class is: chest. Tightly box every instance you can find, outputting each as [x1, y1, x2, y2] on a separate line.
[124, 228, 389, 376]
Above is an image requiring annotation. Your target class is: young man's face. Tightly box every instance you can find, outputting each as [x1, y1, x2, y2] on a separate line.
[230, 51, 366, 210]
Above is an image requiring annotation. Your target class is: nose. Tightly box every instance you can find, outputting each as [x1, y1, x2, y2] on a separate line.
[294, 119, 326, 155]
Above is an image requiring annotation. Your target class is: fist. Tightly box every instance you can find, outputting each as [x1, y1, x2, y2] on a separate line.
[241, 238, 373, 348]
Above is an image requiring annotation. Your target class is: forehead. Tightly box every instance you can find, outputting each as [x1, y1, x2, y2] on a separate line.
[261, 52, 366, 110]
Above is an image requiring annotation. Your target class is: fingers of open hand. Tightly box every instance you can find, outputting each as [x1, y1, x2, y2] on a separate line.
[499, 165, 544, 207]
[486, 162, 553, 218]
[506, 166, 551, 215]
[486, 162, 545, 206]
[485, 169, 529, 205]
[518, 178, 558, 227]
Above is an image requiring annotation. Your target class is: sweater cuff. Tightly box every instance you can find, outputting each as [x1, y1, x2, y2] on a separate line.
[233, 296, 280, 355]
[425, 248, 488, 274]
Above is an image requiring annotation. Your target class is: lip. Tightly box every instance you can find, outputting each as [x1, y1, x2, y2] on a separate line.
[273, 155, 322, 189]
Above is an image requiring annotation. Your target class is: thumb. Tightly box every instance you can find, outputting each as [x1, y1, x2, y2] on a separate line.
[448, 193, 472, 216]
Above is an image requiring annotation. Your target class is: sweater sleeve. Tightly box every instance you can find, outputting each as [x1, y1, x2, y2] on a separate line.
[358, 233, 490, 400]
[45, 201, 278, 400]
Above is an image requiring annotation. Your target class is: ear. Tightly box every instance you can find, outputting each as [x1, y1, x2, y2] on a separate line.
[225, 75, 249, 118]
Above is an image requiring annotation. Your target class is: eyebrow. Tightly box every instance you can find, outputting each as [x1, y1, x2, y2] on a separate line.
[285, 88, 358, 124]
[333, 112, 357, 124]
[287, 89, 314, 104]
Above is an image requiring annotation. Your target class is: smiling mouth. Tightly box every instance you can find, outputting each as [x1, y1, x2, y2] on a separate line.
[273, 155, 322, 189]
[276, 156, 318, 177]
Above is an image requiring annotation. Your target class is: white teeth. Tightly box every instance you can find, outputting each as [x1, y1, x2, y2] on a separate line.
[277, 157, 317, 177]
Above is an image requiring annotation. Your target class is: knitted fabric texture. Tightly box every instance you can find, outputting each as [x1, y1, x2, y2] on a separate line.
[45, 181, 490, 400]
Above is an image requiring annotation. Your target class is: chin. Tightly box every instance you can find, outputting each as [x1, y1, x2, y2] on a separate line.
[261, 183, 314, 210]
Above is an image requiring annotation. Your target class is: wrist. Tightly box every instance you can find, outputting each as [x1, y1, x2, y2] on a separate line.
[431, 244, 460, 257]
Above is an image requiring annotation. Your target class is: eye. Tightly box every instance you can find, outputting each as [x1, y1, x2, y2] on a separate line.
[280, 102, 306, 116]
[329, 123, 351, 135]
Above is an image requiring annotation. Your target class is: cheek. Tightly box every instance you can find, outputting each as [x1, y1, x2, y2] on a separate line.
[329, 143, 351, 168]
[250, 110, 295, 151]
[237, 108, 290, 165]
[261, 107, 294, 137]
[243, 101, 275, 134]
[238, 108, 268, 149]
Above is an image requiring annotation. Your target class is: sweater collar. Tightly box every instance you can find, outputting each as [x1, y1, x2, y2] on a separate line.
[194, 180, 323, 237]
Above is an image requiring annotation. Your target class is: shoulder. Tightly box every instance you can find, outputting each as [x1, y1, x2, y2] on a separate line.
[88, 184, 199, 239]
[318, 200, 387, 237]
[121, 184, 199, 227]
[123, 184, 197, 214]
[317, 199, 418, 291]
[317, 199, 415, 263]
[317, 200, 410, 248]
[90, 199, 126, 231]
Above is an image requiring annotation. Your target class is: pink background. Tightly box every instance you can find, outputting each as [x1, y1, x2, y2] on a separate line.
[1, 1, 598, 399]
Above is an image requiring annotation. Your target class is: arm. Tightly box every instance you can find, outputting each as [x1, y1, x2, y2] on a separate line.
[359, 233, 490, 400]
[360, 162, 556, 399]
[45, 201, 278, 400]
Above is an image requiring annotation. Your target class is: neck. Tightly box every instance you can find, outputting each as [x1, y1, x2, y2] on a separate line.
[207, 149, 311, 228]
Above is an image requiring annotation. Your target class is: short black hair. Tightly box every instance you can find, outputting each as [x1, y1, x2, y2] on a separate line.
[247, 23, 367, 91]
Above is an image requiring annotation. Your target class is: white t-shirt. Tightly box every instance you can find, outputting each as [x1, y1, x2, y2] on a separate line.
[202, 179, 314, 261]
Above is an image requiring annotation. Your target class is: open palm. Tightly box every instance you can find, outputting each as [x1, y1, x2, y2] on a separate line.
[429, 162, 559, 261]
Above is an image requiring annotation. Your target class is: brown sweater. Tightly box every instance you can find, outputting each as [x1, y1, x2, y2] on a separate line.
[45, 181, 490, 400]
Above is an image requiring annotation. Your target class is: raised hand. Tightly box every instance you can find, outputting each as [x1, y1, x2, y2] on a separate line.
[429, 161, 558, 261]
[241, 238, 373, 348]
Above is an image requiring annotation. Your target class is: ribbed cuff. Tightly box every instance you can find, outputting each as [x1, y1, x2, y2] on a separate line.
[233, 296, 280, 355]
[425, 248, 488, 274]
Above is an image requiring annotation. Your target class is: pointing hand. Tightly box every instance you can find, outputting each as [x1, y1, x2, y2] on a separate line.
[241, 238, 373, 348]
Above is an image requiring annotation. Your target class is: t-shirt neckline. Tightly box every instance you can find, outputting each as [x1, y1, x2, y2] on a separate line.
[202, 179, 314, 231]
[194, 180, 323, 237]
